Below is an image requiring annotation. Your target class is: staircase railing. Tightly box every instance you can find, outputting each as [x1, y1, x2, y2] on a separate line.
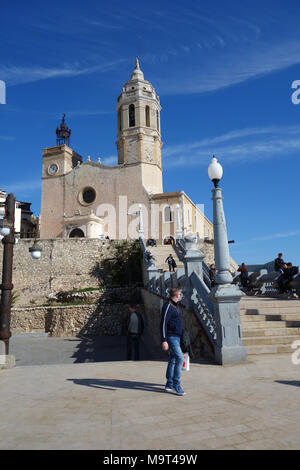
[139, 235, 247, 365]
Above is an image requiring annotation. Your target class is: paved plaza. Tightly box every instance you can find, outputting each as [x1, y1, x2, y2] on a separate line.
[1, 335, 300, 450]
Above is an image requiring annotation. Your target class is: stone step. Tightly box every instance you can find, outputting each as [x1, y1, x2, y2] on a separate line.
[246, 344, 295, 355]
[241, 313, 300, 323]
[243, 335, 300, 346]
[243, 327, 300, 338]
[241, 320, 290, 329]
[241, 306, 300, 315]
[240, 300, 300, 309]
[241, 315, 269, 322]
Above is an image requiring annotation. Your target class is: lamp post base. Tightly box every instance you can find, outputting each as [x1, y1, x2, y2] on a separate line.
[0, 351, 15, 369]
[208, 283, 248, 365]
[215, 345, 248, 366]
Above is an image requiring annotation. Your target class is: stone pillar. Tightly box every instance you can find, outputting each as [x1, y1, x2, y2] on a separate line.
[208, 185, 247, 365]
[182, 234, 205, 309]
[147, 260, 159, 291]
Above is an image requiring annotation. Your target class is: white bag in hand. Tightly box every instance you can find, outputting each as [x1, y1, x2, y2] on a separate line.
[182, 352, 190, 371]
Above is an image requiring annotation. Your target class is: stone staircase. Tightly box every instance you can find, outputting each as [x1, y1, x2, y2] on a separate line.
[240, 296, 300, 355]
[146, 244, 184, 272]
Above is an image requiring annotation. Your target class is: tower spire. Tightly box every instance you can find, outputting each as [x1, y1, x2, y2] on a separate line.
[131, 57, 144, 80]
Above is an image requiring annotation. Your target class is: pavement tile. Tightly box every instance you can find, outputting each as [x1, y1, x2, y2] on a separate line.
[1, 352, 300, 450]
[212, 424, 251, 438]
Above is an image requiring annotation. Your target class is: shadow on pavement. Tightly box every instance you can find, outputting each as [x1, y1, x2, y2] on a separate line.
[275, 380, 300, 388]
[67, 377, 167, 394]
[68, 335, 166, 363]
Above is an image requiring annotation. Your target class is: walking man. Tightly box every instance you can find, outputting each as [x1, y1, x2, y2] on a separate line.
[165, 254, 176, 272]
[160, 287, 186, 396]
[126, 305, 144, 360]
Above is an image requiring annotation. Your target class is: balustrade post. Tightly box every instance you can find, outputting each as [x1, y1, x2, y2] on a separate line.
[182, 234, 205, 309]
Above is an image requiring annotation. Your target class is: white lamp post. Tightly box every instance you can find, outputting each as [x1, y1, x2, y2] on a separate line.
[127, 204, 144, 239]
[208, 156, 232, 285]
[207, 157, 247, 365]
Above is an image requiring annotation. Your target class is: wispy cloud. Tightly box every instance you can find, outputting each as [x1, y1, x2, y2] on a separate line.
[235, 230, 300, 247]
[253, 231, 300, 242]
[0, 136, 15, 141]
[156, 39, 300, 95]
[101, 155, 118, 165]
[87, 20, 124, 30]
[0, 59, 126, 86]
[0, 180, 41, 194]
[163, 124, 300, 168]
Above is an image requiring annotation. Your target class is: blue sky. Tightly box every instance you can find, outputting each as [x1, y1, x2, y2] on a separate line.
[1, 0, 300, 267]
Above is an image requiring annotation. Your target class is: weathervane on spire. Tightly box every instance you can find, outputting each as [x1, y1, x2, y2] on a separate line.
[56, 113, 71, 146]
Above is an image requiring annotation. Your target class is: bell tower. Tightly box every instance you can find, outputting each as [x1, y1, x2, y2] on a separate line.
[116, 58, 163, 194]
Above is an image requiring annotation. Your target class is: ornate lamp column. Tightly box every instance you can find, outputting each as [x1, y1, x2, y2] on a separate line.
[0, 194, 43, 368]
[0, 194, 16, 367]
[0, 194, 15, 348]
[207, 157, 247, 365]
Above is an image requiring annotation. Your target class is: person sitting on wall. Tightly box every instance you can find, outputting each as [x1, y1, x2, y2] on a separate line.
[277, 262, 297, 293]
[238, 263, 249, 288]
[146, 238, 157, 247]
[145, 250, 155, 263]
[274, 253, 285, 274]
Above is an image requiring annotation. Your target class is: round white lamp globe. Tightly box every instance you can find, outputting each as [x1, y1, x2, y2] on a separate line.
[208, 156, 223, 184]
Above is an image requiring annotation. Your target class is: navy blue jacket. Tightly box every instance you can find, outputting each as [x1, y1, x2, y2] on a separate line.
[160, 300, 183, 342]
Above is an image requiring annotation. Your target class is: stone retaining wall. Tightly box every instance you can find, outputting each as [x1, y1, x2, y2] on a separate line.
[0, 238, 128, 307]
[11, 303, 141, 337]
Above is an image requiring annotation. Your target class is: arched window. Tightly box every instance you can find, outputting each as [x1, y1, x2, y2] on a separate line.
[164, 206, 173, 223]
[129, 104, 135, 127]
[118, 107, 122, 131]
[156, 110, 160, 132]
[145, 106, 150, 127]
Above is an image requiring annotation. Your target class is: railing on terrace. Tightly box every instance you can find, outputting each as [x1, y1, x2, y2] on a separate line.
[232, 267, 300, 298]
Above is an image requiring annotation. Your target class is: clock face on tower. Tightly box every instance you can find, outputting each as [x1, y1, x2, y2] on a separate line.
[48, 163, 58, 175]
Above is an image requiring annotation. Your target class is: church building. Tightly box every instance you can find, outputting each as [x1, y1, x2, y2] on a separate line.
[40, 59, 213, 243]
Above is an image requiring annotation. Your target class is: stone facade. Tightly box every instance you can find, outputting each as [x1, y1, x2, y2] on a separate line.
[40, 59, 214, 243]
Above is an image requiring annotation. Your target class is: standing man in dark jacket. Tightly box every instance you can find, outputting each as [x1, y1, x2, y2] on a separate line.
[160, 287, 185, 396]
[126, 305, 144, 361]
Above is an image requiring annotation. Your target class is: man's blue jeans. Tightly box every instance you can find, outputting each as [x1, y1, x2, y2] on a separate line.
[166, 336, 184, 388]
